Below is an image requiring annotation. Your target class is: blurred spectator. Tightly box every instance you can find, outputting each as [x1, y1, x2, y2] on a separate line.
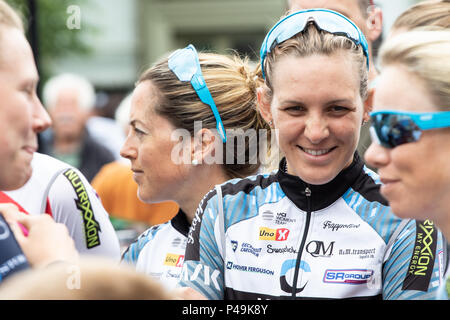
[39, 73, 115, 181]
[86, 91, 127, 160]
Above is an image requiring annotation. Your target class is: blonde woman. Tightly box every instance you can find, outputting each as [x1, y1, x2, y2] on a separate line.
[121, 45, 271, 290]
[389, 0, 450, 36]
[178, 9, 445, 300]
[365, 29, 450, 299]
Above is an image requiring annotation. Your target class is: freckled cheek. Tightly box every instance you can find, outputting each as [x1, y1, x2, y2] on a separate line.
[391, 150, 427, 191]
[276, 120, 305, 145]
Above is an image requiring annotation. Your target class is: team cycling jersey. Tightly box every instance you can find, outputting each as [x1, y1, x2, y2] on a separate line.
[178, 154, 446, 299]
[122, 210, 189, 290]
[1, 153, 120, 260]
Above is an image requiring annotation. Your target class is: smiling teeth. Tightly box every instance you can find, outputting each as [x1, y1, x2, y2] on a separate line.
[303, 148, 330, 156]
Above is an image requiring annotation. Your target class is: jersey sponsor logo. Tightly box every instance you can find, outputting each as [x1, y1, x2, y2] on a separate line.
[338, 247, 376, 259]
[171, 237, 187, 249]
[280, 259, 310, 294]
[240, 242, 262, 257]
[226, 261, 274, 276]
[231, 240, 238, 252]
[164, 253, 184, 267]
[182, 263, 221, 291]
[306, 240, 335, 258]
[323, 269, 374, 284]
[259, 227, 290, 241]
[261, 211, 296, 225]
[402, 220, 437, 291]
[266, 244, 298, 254]
[323, 220, 360, 232]
[63, 169, 101, 249]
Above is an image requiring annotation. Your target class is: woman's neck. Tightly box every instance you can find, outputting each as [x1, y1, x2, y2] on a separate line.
[177, 165, 229, 224]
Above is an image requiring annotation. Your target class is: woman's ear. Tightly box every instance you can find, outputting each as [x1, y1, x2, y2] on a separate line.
[191, 128, 220, 165]
[257, 85, 273, 126]
[363, 87, 375, 123]
[366, 6, 383, 43]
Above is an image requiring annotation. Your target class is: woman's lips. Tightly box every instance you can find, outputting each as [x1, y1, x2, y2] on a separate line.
[23, 145, 37, 155]
[297, 145, 337, 162]
[379, 177, 401, 196]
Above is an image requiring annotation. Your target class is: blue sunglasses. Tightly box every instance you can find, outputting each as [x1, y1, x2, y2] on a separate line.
[168, 44, 227, 143]
[260, 8, 369, 79]
[370, 110, 450, 149]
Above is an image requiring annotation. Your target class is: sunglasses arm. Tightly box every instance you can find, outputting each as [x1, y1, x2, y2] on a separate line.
[191, 75, 227, 143]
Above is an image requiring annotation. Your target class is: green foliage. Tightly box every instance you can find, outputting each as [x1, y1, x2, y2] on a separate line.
[6, 0, 94, 83]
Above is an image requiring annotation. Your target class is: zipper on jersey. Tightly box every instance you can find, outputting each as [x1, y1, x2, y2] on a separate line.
[291, 185, 312, 298]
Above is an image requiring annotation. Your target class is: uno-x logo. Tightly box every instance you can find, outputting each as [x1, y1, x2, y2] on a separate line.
[259, 227, 290, 241]
[163, 253, 184, 267]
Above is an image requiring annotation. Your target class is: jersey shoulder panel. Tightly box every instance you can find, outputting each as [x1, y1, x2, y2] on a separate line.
[122, 223, 167, 264]
[342, 168, 403, 244]
[220, 172, 283, 229]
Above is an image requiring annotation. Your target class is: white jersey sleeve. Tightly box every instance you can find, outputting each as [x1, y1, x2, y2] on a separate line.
[4, 153, 120, 261]
[49, 167, 120, 260]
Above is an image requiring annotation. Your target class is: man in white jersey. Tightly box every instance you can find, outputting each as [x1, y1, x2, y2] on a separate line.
[0, 0, 120, 261]
[2, 153, 120, 259]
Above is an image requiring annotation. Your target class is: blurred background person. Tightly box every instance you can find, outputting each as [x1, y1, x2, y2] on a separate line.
[287, 0, 383, 159]
[39, 73, 115, 182]
[86, 91, 127, 161]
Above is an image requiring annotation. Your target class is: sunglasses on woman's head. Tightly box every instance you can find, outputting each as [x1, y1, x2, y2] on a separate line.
[260, 8, 369, 79]
[168, 44, 227, 143]
[369, 110, 450, 149]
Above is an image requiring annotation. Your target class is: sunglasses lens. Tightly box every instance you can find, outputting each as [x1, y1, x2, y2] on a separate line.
[168, 49, 198, 82]
[372, 114, 422, 148]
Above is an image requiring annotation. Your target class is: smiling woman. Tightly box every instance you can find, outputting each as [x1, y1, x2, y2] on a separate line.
[178, 9, 446, 300]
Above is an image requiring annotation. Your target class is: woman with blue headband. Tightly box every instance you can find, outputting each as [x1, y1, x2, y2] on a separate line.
[178, 9, 445, 300]
[120, 46, 271, 290]
[365, 29, 450, 299]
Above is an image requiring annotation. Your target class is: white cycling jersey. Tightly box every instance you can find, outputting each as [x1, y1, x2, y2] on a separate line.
[122, 210, 190, 290]
[1, 153, 120, 260]
[179, 155, 446, 300]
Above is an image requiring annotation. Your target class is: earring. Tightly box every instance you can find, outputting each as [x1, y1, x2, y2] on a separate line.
[191, 159, 199, 166]
[268, 120, 273, 126]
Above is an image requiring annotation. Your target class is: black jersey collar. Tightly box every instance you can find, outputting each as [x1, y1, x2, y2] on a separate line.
[276, 152, 364, 212]
[170, 209, 190, 237]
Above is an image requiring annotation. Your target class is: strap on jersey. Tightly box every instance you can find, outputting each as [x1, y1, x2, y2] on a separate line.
[383, 218, 411, 263]
[215, 185, 226, 261]
[39, 167, 69, 213]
